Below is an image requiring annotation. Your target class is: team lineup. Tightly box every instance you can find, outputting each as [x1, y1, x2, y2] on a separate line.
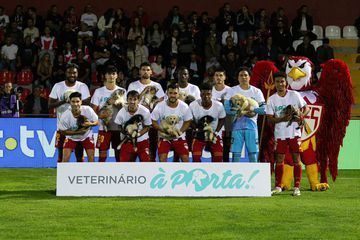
[49, 58, 351, 196]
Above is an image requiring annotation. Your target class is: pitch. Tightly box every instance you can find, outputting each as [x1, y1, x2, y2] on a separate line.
[0, 169, 359, 239]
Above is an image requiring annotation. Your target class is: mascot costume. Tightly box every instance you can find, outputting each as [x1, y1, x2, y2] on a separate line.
[251, 56, 353, 191]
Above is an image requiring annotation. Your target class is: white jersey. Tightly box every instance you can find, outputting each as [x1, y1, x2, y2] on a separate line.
[90, 86, 126, 131]
[226, 85, 265, 124]
[58, 106, 98, 141]
[127, 80, 165, 100]
[266, 90, 307, 140]
[49, 81, 90, 129]
[212, 85, 231, 101]
[179, 83, 201, 100]
[151, 100, 192, 139]
[189, 99, 226, 133]
[114, 105, 151, 142]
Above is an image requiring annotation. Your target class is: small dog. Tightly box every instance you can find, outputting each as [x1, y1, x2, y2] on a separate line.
[284, 105, 306, 130]
[179, 91, 196, 105]
[117, 114, 144, 152]
[63, 89, 77, 102]
[140, 86, 159, 110]
[195, 115, 217, 143]
[76, 115, 90, 131]
[230, 93, 259, 117]
[159, 114, 182, 140]
[99, 89, 126, 131]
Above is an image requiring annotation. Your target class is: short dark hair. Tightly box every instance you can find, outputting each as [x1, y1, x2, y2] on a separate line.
[167, 82, 179, 90]
[140, 62, 151, 68]
[322, 37, 330, 44]
[214, 66, 226, 74]
[66, 63, 79, 70]
[200, 82, 213, 91]
[105, 65, 118, 74]
[127, 90, 140, 99]
[273, 71, 287, 79]
[69, 91, 82, 100]
[237, 67, 252, 77]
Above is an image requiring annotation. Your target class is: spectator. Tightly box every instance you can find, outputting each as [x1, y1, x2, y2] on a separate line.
[39, 26, 57, 64]
[80, 4, 98, 30]
[10, 5, 24, 30]
[24, 85, 49, 117]
[63, 6, 78, 31]
[93, 36, 111, 76]
[52, 54, 66, 85]
[23, 18, 39, 43]
[0, 81, 22, 117]
[216, 2, 236, 32]
[36, 52, 52, 88]
[272, 20, 293, 54]
[204, 35, 221, 65]
[127, 16, 145, 41]
[255, 8, 270, 30]
[221, 36, 240, 62]
[46, 4, 63, 33]
[163, 6, 184, 32]
[270, 7, 289, 30]
[151, 54, 166, 82]
[0, 36, 18, 71]
[6, 21, 23, 44]
[0, 6, 10, 29]
[72, 51, 91, 88]
[316, 38, 334, 65]
[147, 21, 164, 55]
[295, 34, 317, 64]
[63, 41, 76, 64]
[188, 52, 205, 86]
[132, 5, 149, 28]
[127, 36, 149, 69]
[177, 20, 194, 65]
[257, 36, 278, 62]
[221, 51, 240, 86]
[16, 35, 38, 70]
[58, 22, 77, 51]
[77, 22, 93, 44]
[161, 28, 179, 63]
[291, 5, 317, 41]
[97, 8, 115, 37]
[114, 8, 130, 27]
[75, 37, 91, 62]
[24, 7, 44, 30]
[221, 24, 238, 46]
[236, 5, 255, 41]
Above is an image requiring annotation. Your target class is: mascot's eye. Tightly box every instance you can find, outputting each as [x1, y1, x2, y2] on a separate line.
[288, 62, 292, 69]
[299, 62, 306, 68]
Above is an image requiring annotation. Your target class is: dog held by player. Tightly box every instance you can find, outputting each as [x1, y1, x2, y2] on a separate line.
[58, 92, 98, 162]
[189, 82, 226, 162]
[114, 90, 152, 162]
[151, 83, 192, 162]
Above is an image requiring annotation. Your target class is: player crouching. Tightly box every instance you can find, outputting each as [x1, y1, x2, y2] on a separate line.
[59, 92, 98, 162]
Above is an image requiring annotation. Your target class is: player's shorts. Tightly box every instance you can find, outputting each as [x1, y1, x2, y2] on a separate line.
[231, 129, 258, 153]
[275, 137, 302, 154]
[96, 130, 121, 151]
[158, 138, 189, 156]
[55, 131, 65, 148]
[120, 139, 150, 162]
[192, 136, 223, 162]
[63, 137, 95, 150]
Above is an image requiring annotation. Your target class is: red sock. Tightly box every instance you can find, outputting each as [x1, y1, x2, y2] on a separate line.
[275, 163, 284, 188]
[294, 164, 302, 188]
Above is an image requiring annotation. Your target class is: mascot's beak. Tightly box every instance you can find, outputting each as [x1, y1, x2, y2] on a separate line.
[288, 67, 306, 81]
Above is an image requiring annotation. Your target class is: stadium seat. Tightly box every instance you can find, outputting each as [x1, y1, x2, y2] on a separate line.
[148, 55, 157, 63]
[325, 25, 341, 39]
[19, 88, 31, 102]
[17, 70, 34, 85]
[292, 40, 303, 51]
[40, 87, 50, 99]
[343, 25, 358, 39]
[0, 70, 16, 84]
[91, 71, 101, 86]
[311, 40, 323, 50]
[312, 25, 324, 39]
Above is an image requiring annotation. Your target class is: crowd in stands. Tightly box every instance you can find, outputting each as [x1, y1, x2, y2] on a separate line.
[0, 3, 337, 116]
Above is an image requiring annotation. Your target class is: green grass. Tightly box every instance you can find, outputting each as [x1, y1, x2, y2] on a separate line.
[0, 169, 359, 240]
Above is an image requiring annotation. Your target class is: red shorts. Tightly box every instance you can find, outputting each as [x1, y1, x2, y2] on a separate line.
[275, 137, 302, 154]
[55, 131, 65, 148]
[64, 137, 95, 150]
[120, 139, 150, 162]
[158, 139, 189, 156]
[192, 136, 223, 162]
[96, 130, 121, 150]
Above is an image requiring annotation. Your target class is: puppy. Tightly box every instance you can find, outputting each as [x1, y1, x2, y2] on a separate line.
[117, 114, 144, 152]
[179, 91, 196, 105]
[230, 93, 259, 117]
[76, 115, 90, 131]
[284, 105, 305, 129]
[140, 86, 159, 110]
[195, 115, 217, 144]
[159, 114, 182, 140]
[99, 89, 126, 131]
[63, 89, 76, 102]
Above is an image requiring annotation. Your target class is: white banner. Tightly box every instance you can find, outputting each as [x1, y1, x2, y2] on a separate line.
[56, 163, 271, 197]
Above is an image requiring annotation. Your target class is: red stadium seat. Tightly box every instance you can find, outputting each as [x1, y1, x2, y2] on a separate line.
[20, 88, 31, 102]
[0, 71, 16, 84]
[17, 70, 34, 85]
[40, 87, 50, 99]
[91, 71, 101, 86]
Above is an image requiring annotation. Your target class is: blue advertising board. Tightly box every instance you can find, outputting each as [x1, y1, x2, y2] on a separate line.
[0, 118, 248, 167]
